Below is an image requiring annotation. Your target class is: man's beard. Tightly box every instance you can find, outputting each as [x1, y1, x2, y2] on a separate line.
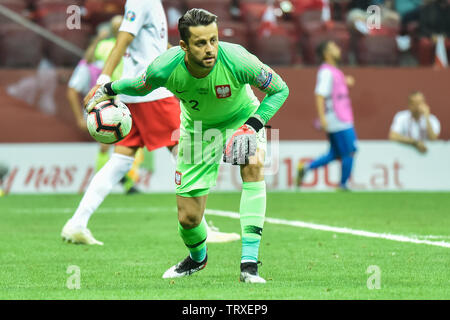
[190, 53, 215, 69]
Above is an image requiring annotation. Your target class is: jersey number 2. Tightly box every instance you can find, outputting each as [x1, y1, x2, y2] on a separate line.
[181, 99, 200, 111]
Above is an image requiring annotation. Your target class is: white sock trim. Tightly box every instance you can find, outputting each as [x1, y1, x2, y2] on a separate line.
[241, 259, 258, 264]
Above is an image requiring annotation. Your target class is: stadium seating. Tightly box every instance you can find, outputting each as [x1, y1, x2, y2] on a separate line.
[83, 0, 125, 28]
[185, 0, 233, 21]
[239, 0, 269, 25]
[44, 22, 92, 66]
[253, 25, 297, 65]
[0, 0, 437, 68]
[0, 0, 29, 25]
[35, 3, 69, 26]
[294, 9, 323, 34]
[300, 23, 350, 65]
[219, 21, 249, 49]
[414, 37, 450, 66]
[0, 23, 43, 67]
[355, 34, 399, 66]
[294, 9, 350, 65]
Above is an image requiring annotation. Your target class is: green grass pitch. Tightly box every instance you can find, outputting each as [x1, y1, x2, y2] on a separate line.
[0, 192, 449, 300]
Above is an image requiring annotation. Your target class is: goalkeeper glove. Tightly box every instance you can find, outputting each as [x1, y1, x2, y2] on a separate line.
[85, 82, 116, 112]
[223, 116, 264, 165]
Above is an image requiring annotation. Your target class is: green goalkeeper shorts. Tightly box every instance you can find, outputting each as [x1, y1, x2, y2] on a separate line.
[175, 115, 267, 198]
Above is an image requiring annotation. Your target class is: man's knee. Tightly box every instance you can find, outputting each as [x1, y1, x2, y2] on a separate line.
[178, 210, 202, 229]
[241, 162, 264, 182]
[240, 148, 265, 182]
[177, 195, 206, 229]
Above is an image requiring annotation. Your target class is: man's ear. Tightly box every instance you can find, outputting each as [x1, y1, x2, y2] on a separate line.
[180, 40, 188, 53]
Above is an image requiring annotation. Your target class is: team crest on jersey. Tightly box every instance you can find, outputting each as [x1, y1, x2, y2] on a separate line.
[256, 68, 273, 90]
[175, 171, 182, 185]
[215, 85, 231, 99]
[125, 10, 136, 22]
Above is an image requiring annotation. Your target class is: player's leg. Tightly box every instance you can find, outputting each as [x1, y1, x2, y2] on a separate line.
[238, 129, 267, 283]
[162, 129, 222, 279]
[297, 134, 337, 188]
[95, 143, 110, 172]
[162, 192, 209, 278]
[62, 116, 144, 244]
[96, 143, 138, 194]
[121, 147, 143, 194]
[62, 145, 138, 245]
[147, 98, 239, 243]
[340, 153, 354, 190]
[0, 163, 8, 197]
[336, 127, 358, 190]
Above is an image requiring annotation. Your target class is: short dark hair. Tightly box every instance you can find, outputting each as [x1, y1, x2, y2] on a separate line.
[178, 8, 218, 43]
[316, 40, 332, 62]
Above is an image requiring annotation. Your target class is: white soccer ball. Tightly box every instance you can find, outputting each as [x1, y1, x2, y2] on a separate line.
[87, 99, 132, 144]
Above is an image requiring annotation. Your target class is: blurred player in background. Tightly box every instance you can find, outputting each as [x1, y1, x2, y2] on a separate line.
[0, 163, 8, 197]
[389, 91, 440, 153]
[86, 8, 289, 282]
[297, 40, 357, 191]
[62, 1, 240, 246]
[66, 15, 140, 194]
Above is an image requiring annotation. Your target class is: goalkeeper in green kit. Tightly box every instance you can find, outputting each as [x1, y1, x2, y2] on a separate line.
[86, 8, 289, 283]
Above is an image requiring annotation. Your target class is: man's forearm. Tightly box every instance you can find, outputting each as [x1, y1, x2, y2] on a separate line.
[425, 117, 438, 140]
[110, 74, 152, 97]
[67, 88, 84, 120]
[254, 83, 289, 124]
[389, 131, 417, 145]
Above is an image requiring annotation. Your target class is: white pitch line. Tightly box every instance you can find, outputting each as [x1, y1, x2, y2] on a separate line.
[205, 209, 450, 249]
[11, 207, 166, 214]
[11, 207, 450, 248]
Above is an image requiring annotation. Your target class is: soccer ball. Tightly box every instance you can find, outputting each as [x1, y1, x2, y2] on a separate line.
[87, 99, 132, 144]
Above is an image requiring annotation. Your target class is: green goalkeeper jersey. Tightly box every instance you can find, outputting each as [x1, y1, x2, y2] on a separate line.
[112, 42, 289, 129]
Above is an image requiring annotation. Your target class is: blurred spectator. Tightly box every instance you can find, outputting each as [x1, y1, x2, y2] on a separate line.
[395, 0, 423, 19]
[419, 0, 450, 38]
[416, 0, 450, 65]
[230, 0, 241, 19]
[396, 0, 423, 34]
[395, 0, 423, 55]
[389, 91, 440, 153]
[297, 40, 358, 191]
[0, 163, 8, 197]
[347, 0, 400, 34]
[289, 0, 324, 15]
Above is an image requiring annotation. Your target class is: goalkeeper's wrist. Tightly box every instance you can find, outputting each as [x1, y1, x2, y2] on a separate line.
[245, 115, 265, 132]
[104, 82, 116, 96]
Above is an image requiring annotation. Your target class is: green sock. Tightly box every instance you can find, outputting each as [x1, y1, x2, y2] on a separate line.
[95, 151, 109, 172]
[178, 220, 207, 262]
[240, 181, 266, 262]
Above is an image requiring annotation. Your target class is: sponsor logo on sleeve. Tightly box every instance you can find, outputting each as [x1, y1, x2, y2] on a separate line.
[215, 85, 231, 99]
[256, 68, 273, 90]
[125, 10, 136, 22]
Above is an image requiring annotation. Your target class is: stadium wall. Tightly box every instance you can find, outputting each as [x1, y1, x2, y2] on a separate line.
[1, 67, 449, 142]
[1, 141, 449, 193]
